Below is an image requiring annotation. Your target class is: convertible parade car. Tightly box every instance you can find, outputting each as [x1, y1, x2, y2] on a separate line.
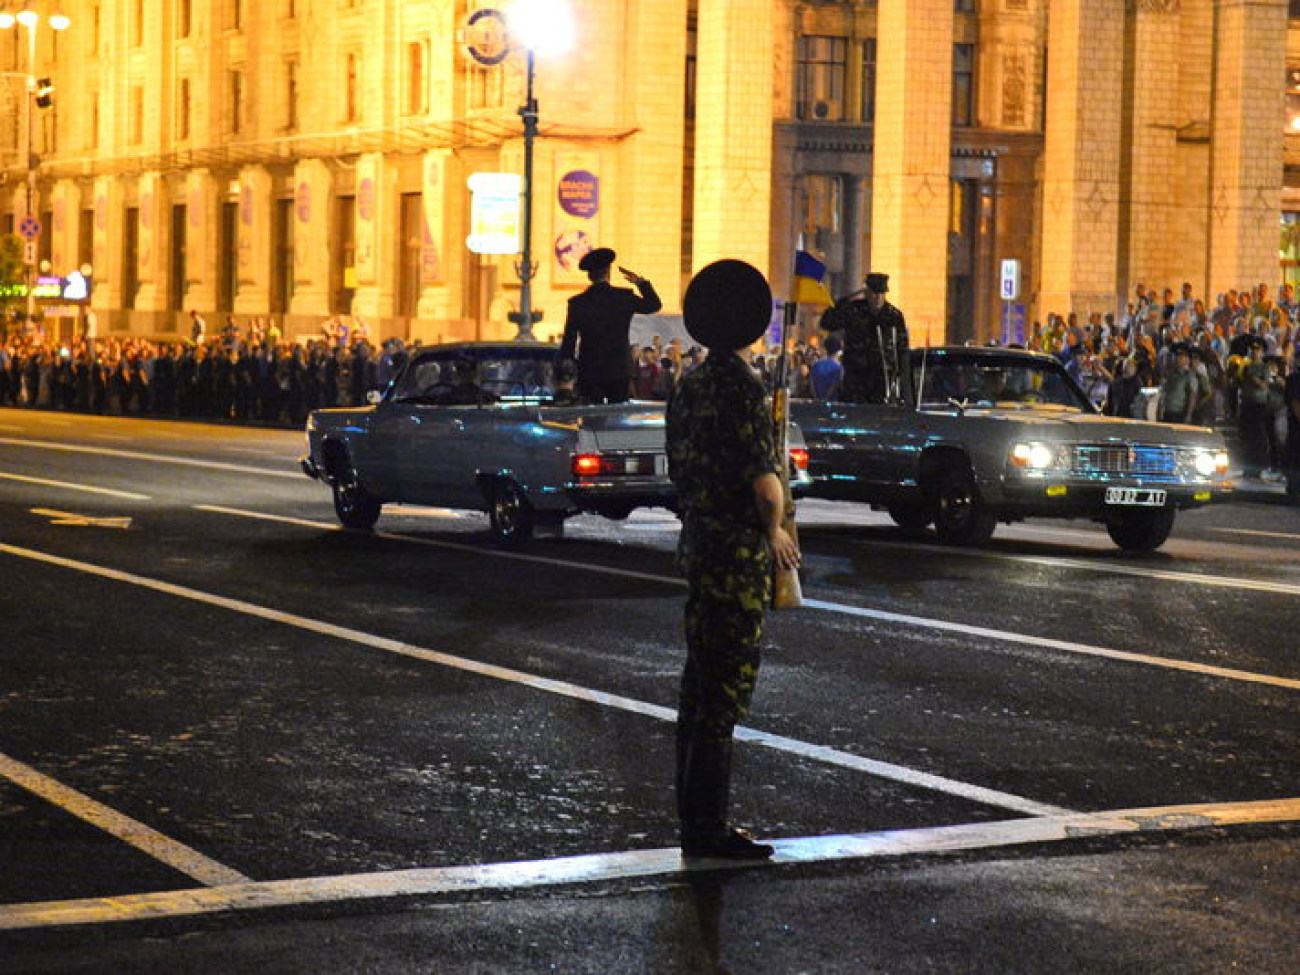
[791, 346, 1233, 551]
[302, 342, 812, 546]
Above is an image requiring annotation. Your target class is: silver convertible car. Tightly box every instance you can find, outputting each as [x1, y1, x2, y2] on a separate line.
[302, 342, 811, 546]
[791, 346, 1232, 551]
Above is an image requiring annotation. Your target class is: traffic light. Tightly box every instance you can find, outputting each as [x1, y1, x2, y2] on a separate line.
[34, 77, 54, 109]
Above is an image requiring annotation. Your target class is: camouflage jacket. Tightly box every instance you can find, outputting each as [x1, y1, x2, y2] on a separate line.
[666, 352, 778, 572]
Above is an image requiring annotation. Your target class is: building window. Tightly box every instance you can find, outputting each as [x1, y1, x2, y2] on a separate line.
[177, 0, 191, 38]
[285, 59, 299, 130]
[230, 69, 245, 133]
[89, 94, 99, 149]
[133, 0, 145, 47]
[177, 77, 191, 140]
[407, 40, 428, 115]
[1287, 67, 1300, 132]
[123, 207, 140, 310]
[860, 38, 876, 123]
[953, 43, 975, 127]
[129, 86, 143, 144]
[1291, 1, 1300, 19]
[345, 53, 360, 122]
[468, 65, 504, 110]
[398, 193, 423, 318]
[170, 204, 187, 312]
[955, 0, 977, 12]
[79, 208, 94, 271]
[272, 198, 294, 315]
[797, 36, 848, 121]
[231, 0, 244, 30]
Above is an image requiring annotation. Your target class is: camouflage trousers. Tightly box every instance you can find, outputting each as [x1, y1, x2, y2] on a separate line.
[676, 541, 771, 838]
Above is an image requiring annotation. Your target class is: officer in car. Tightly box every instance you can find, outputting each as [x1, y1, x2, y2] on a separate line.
[666, 259, 800, 861]
[819, 271, 910, 405]
[560, 247, 662, 404]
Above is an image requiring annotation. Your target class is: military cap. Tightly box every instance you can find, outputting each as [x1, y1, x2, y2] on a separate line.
[865, 272, 890, 294]
[578, 247, 616, 273]
[683, 259, 772, 351]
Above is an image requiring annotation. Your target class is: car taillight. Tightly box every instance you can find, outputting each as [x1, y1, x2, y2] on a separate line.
[789, 447, 809, 471]
[571, 453, 658, 476]
[573, 454, 604, 476]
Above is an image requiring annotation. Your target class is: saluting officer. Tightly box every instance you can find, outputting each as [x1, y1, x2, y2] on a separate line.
[666, 259, 801, 860]
[560, 247, 662, 404]
[819, 271, 911, 404]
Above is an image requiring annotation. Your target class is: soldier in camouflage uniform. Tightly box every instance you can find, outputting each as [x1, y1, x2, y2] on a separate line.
[818, 271, 911, 404]
[666, 259, 801, 860]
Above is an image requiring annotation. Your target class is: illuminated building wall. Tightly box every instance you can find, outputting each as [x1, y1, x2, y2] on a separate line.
[3, 1, 1297, 344]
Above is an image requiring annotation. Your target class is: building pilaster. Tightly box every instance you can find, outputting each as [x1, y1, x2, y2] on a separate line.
[692, 0, 774, 274]
[290, 158, 334, 319]
[1208, 0, 1287, 290]
[1038, 0, 1125, 317]
[235, 166, 273, 316]
[871, 0, 954, 345]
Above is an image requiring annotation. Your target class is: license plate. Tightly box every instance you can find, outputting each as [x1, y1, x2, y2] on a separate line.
[1105, 487, 1167, 506]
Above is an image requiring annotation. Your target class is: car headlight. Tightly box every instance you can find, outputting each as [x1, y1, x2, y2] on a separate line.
[1190, 449, 1228, 477]
[1011, 441, 1056, 470]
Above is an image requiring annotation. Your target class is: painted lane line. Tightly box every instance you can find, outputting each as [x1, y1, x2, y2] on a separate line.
[1003, 555, 1300, 597]
[194, 505, 680, 587]
[800, 598, 1300, 692]
[30, 508, 133, 529]
[0, 471, 151, 500]
[196, 506, 1300, 694]
[0, 541, 1067, 820]
[0, 751, 249, 888]
[0, 437, 301, 479]
[0, 796, 1295, 932]
[1211, 526, 1300, 543]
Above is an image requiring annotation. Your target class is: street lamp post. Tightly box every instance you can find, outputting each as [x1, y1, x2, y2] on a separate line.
[1, 4, 70, 328]
[506, 0, 573, 341]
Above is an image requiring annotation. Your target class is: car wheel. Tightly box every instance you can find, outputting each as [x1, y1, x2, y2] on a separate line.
[1105, 507, 1176, 552]
[888, 502, 931, 533]
[931, 464, 996, 546]
[331, 460, 382, 531]
[489, 480, 535, 548]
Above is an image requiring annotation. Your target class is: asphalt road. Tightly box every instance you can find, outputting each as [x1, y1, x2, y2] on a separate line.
[1, 407, 1297, 973]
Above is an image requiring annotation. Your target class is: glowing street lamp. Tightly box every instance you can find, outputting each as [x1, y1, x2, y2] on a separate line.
[505, 0, 574, 340]
[1, 3, 71, 325]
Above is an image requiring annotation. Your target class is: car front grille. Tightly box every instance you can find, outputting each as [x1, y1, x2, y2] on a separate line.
[1072, 444, 1177, 476]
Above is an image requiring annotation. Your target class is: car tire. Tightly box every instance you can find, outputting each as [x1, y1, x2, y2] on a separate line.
[888, 502, 931, 533]
[931, 464, 997, 546]
[331, 459, 382, 531]
[1105, 507, 1176, 552]
[489, 480, 535, 548]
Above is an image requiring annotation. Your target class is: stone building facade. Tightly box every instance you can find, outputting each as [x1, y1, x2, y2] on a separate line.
[2, 0, 1298, 346]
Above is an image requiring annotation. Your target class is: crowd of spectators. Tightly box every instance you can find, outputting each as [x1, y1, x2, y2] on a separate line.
[0, 314, 413, 426]
[5, 281, 1299, 486]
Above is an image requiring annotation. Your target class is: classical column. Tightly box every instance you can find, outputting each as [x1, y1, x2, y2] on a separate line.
[131, 172, 167, 312]
[871, 0, 953, 346]
[1208, 0, 1287, 290]
[90, 176, 122, 314]
[1038, 0, 1125, 317]
[349, 152, 396, 323]
[692, 0, 773, 273]
[48, 180, 79, 275]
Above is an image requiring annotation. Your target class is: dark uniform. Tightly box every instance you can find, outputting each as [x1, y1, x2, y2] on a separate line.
[819, 272, 910, 404]
[560, 247, 661, 403]
[666, 258, 792, 860]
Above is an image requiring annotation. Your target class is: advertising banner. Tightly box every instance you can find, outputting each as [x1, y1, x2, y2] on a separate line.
[552, 156, 601, 285]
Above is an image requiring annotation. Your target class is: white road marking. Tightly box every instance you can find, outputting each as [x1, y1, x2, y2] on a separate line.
[88, 433, 133, 442]
[0, 471, 151, 500]
[0, 437, 300, 479]
[30, 508, 133, 530]
[196, 506, 1300, 694]
[0, 751, 248, 888]
[0, 540, 1068, 819]
[0, 796, 1295, 931]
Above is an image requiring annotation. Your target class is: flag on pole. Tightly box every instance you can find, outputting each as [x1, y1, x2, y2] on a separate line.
[792, 250, 834, 307]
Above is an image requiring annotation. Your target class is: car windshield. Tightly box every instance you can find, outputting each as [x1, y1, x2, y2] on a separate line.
[391, 349, 559, 405]
[914, 352, 1092, 411]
